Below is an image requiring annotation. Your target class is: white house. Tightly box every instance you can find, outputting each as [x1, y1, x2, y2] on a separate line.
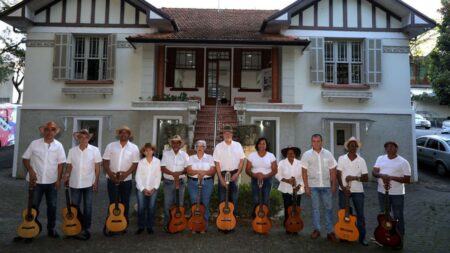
[0, 0, 435, 180]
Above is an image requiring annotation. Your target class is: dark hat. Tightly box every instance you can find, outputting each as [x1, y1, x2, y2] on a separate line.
[281, 146, 301, 159]
[222, 125, 233, 133]
[384, 141, 398, 148]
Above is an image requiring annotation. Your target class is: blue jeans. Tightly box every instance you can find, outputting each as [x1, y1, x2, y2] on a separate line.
[218, 171, 239, 216]
[136, 188, 158, 229]
[107, 179, 132, 219]
[282, 193, 302, 223]
[251, 177, 272, 207]
[32, 183, 57, 231]
[188, 177, 214, 225]
[163, 178, 186, 226]
[377, 192, 405, 236]
[338, 190, 366, 241]
[70, 186, 93, 230]
[311, 187, 333, 233]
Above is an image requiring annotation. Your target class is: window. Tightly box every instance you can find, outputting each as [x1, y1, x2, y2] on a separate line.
[73, 36, 108, 80]
[252, 118, 279, 157]
[438, 142, 446, 151]
[241, 51, 262, 89]
[173, 50, 197, 89]
[426, 139, 439, 150]
[325, 40, 363, 84]
[73, 117, 103, 150]
[416, 137, 427, 147]
[153, 116, 183, 159]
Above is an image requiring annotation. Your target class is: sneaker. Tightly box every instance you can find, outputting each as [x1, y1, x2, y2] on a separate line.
[359, 239, 369, 246]
[311, 229, 321, 239]
[147, 228, 154, 234]
[327, 232, 337, 242]
[48, 230, 59, 238]
[135, 228, 144, 235]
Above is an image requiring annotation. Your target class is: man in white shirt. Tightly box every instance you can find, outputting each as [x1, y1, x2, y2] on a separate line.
[301, 134, 337, 241]
[103, 125, 140, 225]
[63, 129, 102, 239]
[161, 135, 189, 229]
[372, 141, 411, 244]
[22, 121, 66, 238]
[337, 137, 369, 246]
[213, 125, 245, 216]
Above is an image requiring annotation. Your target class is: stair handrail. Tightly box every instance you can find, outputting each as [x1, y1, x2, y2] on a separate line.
[213, 90, 220, 148]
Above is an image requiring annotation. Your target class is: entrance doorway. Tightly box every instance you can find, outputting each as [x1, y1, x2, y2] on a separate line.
[331, 122, 359, 158]
[206, 49, 231, 105]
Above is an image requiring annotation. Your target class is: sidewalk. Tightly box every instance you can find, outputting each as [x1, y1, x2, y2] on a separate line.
[0, 167, 449, 252]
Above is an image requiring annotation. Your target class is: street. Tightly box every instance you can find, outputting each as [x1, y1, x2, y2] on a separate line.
[0, 165, 449, 253]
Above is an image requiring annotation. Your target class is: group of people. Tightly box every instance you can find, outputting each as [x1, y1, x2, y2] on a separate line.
[21, 121, 411, 248]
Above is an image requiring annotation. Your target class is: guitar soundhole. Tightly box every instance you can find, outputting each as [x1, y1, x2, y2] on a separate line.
[258, 211, 265, 218]
[66, 213, 74, 220]
[194, 211, 201, 217]
[384, 221, 392, 230]
[175, 213, 181, 218]
[25, 215, 34, 222]
[113, 208, 121, 216]
[223, 208, 230, 214]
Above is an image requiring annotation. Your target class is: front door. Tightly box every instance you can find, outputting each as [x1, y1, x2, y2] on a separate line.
[206, 49, 231, 105]
[333, 123, 357, 158]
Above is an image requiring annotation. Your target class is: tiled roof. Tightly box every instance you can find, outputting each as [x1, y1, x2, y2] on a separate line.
[127, 8, 308, 45]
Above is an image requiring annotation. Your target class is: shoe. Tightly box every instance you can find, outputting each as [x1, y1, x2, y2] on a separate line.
[48, 230, 60, 238]
[135, 229, 144, 235]
[310, 229, 321, 239]
[147, 228, 154, 234]
[83, 230, 91, 240]
[327, 232, 337, 242]
[359, 239, 369, 246]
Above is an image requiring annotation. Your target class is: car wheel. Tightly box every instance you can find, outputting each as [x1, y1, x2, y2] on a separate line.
[436, 163, 447, 176]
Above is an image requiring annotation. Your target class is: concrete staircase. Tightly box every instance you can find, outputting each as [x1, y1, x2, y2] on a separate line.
[193, 105, 238, 154]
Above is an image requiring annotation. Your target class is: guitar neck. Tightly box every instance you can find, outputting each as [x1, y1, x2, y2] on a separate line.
[196, 180, 202, 210]
[114, 181, 120, 209]
[345, 192, 350, 217]
[27, 188, 33, 216]
[384, 189, 390, 220]
[65, 187, 72, 213]
[258, 183, 263, 209]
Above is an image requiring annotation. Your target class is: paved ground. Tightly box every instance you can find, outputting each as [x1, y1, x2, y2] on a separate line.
[0, 166, 449, 253]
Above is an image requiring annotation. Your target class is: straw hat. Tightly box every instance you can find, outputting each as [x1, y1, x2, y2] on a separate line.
[116, 125, 132, 136]
[344, 137, 361, 150]
[169, 135, 185, 147]
[39, 121, 61, 135]
[72, 129, 94, 141]
[384, 141, 398, 149]
[281, 146, 301, 159]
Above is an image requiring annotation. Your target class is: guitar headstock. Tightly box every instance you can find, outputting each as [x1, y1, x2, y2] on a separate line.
[225, 172, 231, 185]
[258, 178, 263, 188]
[174, 175, 180, 189]
[383, 182, 391, 192]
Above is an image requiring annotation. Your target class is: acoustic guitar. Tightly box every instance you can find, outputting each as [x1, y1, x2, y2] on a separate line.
[216, 172, 236, 231]
[374, 183, 402, 248]
[62, 185, 82, 236]
[17, 186, 41, 239]
[105, 172, 128, 233]
[334, 183, 359, 241]
[284, 180, 304, 234]
[188, 177, 207, 232]
[251, 179, 271, 234]
[167, 176, 187, 233]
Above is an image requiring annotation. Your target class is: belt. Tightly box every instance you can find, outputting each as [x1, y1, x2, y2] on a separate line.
[221, 169, 238, 175]
[188, 176, 213, 181]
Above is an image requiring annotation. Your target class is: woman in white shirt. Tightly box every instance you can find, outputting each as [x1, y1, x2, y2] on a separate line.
[245, 137, 277, 210]
[135, 143, 161, 235]
[275, 147, 304, 224]
[186, 140, 215, 232]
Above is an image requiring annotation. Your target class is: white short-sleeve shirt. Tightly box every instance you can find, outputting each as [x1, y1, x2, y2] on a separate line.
[337, 154, 368, 193]
[247, 151, 276, 175]
[374, 155, 411, 195]
[66, 144, 102, 189]
[103, 141, 140, 181]
[275, 158, 305, 194]
[213, 140, 245, 171]
[188, 154, 215, 178]
[161, 149, 189, 180]
[22, 138, 66, 184]
[301, 148, 337, 188]
[135, 157, 162, 192]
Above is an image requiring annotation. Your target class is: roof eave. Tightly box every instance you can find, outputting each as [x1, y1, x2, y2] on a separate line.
[126, 37, 310, 46]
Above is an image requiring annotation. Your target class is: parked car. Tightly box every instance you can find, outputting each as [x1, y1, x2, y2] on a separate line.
[442, 120, 450, 134]
[416, 135, 450, 176]
[415, 114, 431, 129]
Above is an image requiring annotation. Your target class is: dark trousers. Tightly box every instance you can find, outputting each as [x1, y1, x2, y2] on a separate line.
[107, 179, 132, 219]
[70, 186, 93, 230]
[282, 192, 302, 223]
[377, 192, 405, 236]
[251, 177, 273, 206]
[338, 190, 366, 241]
[32, 183, 57, 231]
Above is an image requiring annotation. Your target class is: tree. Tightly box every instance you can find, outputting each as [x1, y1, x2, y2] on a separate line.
[429, 0, 450, 105]
[0, 0, 25, 103]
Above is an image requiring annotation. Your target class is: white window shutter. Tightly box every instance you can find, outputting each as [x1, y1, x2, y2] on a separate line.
[52, 33, 71, 80]
[106, 34, 116, 80]
[309, 37, 325, 84]
[365, 39, 382, 85]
